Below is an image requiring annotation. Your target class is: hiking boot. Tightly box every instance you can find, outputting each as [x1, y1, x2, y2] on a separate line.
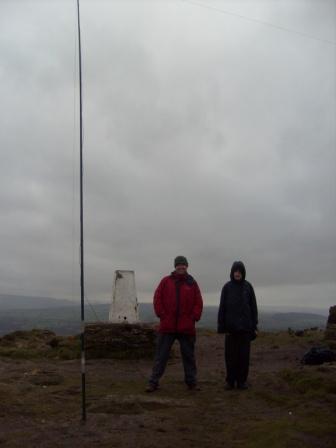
[225, 382, 235, 390]
[145, 383, 158, 393]
[237, 382, 248, 390]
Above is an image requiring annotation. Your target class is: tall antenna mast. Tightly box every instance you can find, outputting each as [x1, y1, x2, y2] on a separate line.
[76, 0, 86, 422]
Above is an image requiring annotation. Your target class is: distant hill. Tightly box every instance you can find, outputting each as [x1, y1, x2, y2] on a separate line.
[0, 294, 75, 310]
[193, 305, 328, 332]
[0, 297, 328, 336]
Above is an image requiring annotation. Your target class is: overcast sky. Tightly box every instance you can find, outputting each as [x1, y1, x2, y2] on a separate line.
[0, 0, 335, 309]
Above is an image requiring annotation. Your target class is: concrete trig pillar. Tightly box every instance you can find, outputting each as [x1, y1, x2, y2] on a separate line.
[109, 270, 139, 324]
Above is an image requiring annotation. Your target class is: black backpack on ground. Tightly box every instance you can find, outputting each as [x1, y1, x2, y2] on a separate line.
[301, 347, 336, 365]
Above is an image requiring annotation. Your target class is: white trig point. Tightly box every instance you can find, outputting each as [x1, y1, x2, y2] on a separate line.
[109, 270, 139, 324]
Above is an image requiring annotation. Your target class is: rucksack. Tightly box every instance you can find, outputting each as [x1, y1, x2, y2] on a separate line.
[301, 347, 336, 365]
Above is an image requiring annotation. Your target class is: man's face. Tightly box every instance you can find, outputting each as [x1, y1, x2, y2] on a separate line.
[175, 264, 188, 275]
[233, 270, 242, 281]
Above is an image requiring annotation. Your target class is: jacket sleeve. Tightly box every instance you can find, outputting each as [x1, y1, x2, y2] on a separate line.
[192, 282, 203, 321]
[249, 284, 258, 330]
[217, 286, 226, 333]
[153, 279, 166, 318]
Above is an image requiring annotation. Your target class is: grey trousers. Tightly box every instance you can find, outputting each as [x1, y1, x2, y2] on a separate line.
[149, 333, 197, 386]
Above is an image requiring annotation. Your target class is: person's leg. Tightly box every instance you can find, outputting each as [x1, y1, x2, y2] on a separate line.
[178, 334, 197, 387]
[225, 334, 238, 387]
[236, 333, 251, 388]
[148, 333, 175, 388]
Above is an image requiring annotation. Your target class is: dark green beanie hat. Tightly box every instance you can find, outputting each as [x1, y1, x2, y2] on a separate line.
[174, 255, 188, 267]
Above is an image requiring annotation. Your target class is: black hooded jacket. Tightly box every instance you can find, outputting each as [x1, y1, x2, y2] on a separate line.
[217, 261, 258, 334]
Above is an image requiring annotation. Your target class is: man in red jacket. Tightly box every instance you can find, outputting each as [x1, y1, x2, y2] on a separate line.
[146, 256, 203, 392]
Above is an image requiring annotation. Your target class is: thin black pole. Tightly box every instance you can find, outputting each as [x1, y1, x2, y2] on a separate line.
[77, 0, 86, 422]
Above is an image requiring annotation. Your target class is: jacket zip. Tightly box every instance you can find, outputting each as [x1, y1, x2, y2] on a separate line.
[175, 281, 181, 332]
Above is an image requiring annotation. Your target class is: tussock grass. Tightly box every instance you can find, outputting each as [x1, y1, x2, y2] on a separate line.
[0, 329, 80, 360]
[279, 368, 336, 395]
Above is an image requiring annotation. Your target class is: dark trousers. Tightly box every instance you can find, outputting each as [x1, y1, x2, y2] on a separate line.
[149, 333, 197, 386]
[225, 333, 251, 385]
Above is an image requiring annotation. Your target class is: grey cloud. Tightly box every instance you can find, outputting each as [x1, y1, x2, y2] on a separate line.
[0, 0, 335, 309]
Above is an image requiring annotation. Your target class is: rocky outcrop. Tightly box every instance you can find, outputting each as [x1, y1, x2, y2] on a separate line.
[84, 322, 156, 359]
[325, 306, 336, 340]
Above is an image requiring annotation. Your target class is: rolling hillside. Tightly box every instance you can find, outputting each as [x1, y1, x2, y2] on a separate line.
[0, 295, 328, 335]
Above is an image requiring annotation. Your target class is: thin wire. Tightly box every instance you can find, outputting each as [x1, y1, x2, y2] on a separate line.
[85, 295, 103, 322]
[180, 0, 336, 46]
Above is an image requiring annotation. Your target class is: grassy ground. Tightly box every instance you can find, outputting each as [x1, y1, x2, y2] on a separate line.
[0, 329, 335, 447]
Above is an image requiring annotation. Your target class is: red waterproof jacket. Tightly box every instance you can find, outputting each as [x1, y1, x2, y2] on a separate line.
[154, 272, 203, 335]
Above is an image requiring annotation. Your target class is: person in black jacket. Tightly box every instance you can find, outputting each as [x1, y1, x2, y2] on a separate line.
[217, 261, 258, 390]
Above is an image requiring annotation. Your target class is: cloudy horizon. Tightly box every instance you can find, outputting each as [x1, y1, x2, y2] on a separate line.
[0, 0, 335, 310]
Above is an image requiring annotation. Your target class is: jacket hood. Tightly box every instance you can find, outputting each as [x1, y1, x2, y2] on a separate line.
[230, 261, 246, 281]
